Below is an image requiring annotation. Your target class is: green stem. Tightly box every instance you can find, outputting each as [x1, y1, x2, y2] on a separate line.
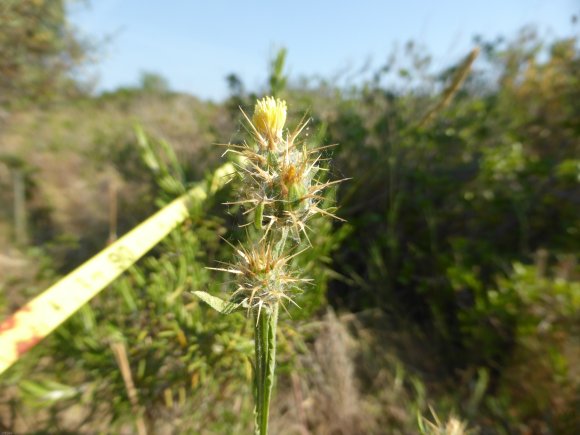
[254, 303, 279, 435]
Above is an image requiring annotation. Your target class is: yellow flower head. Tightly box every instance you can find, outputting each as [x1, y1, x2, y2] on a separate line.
[252, 97, 287, 147]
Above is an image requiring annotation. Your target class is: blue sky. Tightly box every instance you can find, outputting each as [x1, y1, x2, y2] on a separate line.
[70, 0, 578, 101]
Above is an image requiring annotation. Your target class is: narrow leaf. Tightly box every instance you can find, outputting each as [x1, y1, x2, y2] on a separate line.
[192, 291, 240, 314]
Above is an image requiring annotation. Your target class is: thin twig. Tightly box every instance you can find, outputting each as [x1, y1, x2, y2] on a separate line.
[417, 47, 480, 129]
[111, 341, 147, 435]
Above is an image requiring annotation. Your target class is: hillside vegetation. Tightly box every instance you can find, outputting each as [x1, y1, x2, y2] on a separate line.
[0, 10, 578, 433]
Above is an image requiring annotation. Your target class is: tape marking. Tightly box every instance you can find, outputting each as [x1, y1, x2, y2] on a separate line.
[0, 163, 234, 376]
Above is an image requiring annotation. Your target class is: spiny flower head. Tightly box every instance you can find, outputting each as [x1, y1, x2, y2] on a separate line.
[226, 97, 345, 241]
[211, 239, 308, 317]
[252, 97, 287, 150]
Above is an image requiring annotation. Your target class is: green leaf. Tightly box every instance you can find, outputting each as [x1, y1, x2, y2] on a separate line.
[20, 380, 80, 405]
[192, 291, 241, 314]
[254, 202, 264, 230]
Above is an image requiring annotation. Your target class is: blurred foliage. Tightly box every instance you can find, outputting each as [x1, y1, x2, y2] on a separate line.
[269, 47, 288, 98]
[0, 20, 579, 434]
[317, 31, 579, 433]
[139, 71, 171, 95]
[0, 0, 92, 106]
[0, 89, 229, 273]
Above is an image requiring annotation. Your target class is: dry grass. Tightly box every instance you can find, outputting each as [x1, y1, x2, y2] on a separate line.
[271, 309, 431, 434]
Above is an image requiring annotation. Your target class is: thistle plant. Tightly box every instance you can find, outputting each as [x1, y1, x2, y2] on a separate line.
[194, 96, 343, 434]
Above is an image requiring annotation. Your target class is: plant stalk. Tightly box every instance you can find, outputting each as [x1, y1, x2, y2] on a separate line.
[254, 302, 279, 435]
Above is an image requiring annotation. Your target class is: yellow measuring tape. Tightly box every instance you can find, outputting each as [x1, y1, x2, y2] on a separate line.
[0, 163, 234, 376]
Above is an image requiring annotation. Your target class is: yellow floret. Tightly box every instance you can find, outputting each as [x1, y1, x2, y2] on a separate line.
[252, 97, 287, 148]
